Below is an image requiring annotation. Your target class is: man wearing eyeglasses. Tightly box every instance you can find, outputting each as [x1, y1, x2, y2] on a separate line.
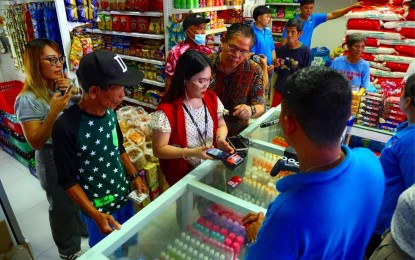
[208, 23, 266, 136]
[164, 13, 213, 92]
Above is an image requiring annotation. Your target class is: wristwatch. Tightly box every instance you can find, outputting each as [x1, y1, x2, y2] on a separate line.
[129, 170, 144, 182]
[250, 105, 256, 117]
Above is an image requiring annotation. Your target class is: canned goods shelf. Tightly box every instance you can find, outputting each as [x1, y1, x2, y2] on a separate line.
[119, 54, 165, 65]
[123, 97, 157, 109]
[84, 28, 165, 40]
[170, 5, 242, 14]
[97, 11, 163, 17]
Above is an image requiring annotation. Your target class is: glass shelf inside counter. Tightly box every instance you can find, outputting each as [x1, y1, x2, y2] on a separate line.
[242, 107, 288, 148]
[195, 146, 293, 210]
[80, 179, 256, 260]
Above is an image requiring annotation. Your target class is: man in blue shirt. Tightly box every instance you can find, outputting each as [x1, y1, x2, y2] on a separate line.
[251, 6, 276, 83]
[243, 66, 384, 259]
[281, 0, 364, 47]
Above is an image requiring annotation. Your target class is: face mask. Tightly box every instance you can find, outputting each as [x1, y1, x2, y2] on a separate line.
[189, 30, 206, 45]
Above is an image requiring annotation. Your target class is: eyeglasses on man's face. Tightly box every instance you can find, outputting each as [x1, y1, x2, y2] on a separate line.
[225, 43, 251, 58]
[42, 56, 65, 66]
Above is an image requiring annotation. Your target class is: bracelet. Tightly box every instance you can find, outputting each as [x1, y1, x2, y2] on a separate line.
[129, 170, 144, 182]
[250, 105, 256, 117]
[182, 147, 189, 160]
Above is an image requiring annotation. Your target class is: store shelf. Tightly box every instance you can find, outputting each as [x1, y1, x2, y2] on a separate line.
[266, 2, 300, 6]
[142, 79, 165, 87]
[272, 32, 283, 36]
[348, 124, 393, 143]
[206, 27, 227, 35]
[170, 5, 242, 14]
[123, 97, 157, 109]
[68, 21, 92, 32]
[119, 54, 165, 65]
[97, 10, 163, 17]
[84, 28, 165, 39]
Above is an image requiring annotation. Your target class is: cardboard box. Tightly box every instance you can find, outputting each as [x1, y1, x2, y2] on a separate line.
[144, 162, 158, 188]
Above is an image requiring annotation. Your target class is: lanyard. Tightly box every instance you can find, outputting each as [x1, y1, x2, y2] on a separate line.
[182, 100, 208, 147]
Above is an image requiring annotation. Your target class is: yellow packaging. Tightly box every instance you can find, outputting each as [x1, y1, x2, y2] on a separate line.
[144, 162, 159, 188]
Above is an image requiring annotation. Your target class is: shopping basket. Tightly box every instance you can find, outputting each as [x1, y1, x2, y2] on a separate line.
[0, 81, 24, 115]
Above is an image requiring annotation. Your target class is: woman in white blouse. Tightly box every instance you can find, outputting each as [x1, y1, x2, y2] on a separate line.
[150, 50, 233, 186]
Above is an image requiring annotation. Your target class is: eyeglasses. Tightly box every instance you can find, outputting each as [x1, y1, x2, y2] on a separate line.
[226, 44, 251, 57]
[42, 56, 65, 66]
[191, 77, 212, 89]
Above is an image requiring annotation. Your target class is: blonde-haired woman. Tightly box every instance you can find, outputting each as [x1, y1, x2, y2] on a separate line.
[14, 39, 85, 259]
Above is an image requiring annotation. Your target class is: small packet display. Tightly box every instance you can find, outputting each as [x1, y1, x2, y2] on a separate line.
[148, 18, 161, 34]
[97, 14, 106, 29]
[70, 36, 83, 70]
[80, 37, 94, 55]
[118, 0, 126, 10]
[104, 14, 112, 30]
[120, 15, 131, 32]
[77, 5, 88, 23]
[109, 0, 117, 10]
[76, 0, 87, 5]
[126, 145, 147, 170]
[112, 14, 121, 31]
[135, 17, 150, 33]
[66, 5, 78, 21]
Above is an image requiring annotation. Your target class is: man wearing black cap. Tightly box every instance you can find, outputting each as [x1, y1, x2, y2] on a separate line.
[52, 50, 147, 248]
[164, 13, 213, 91]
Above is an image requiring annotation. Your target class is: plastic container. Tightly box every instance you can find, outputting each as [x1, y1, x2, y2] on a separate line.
[311, 47, 331, 66]
[0, 81, 24, 115]
[126, 129, 145, 150]
[126, 146, 147, 170]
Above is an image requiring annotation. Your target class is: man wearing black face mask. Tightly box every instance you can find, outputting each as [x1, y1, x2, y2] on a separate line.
[165, 13, 213, 92]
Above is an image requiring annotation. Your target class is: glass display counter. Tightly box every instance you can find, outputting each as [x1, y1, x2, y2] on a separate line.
[79, 109, 287, 260]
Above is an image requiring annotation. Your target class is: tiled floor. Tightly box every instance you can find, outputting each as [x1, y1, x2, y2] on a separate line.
[0, 149, 88, 259]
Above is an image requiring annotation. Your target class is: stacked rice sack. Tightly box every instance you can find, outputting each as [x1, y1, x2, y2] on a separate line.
[343, 0, 414, 132]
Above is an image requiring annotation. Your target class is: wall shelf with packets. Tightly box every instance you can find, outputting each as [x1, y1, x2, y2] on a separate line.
[97, 11, 163, 17]
[170, 5, 242, 15]
[84, 28, 165, 40]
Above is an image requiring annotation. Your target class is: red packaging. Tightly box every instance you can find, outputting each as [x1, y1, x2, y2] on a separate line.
[360, 53, 375, 61]
[347, 19, 382, 30]
[404, 8, 415, 21]
[384, 61, 409, 72]
[399, 28, 415, 39]
[149, 185, 160, 201]
[394, 45, 415, 57]
[125, 0, 134, 10]
[392, 0, 405, 6]
[384, 102, 400, 109]
[112, 15, 121, 31]
[357, 114, 379, 123]
[358, 108, 381, 118]
[150, 0, 163, 11]
[383, 106, 405, 116]
[360, 103, 382, 112]
[134, 0, 150, 11]
[130, 17, 138, 32]
[361, 98, 382, 106]
[362, 0, 388, 4]
[120, 15, 131, 32]
[356, 119, 378, 128]
[365, 37, 379, 47]
[135, 17, 150, 33]
[382, 111, 406, 122]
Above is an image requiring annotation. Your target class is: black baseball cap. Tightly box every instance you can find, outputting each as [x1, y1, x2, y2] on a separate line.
[76, 49, 144, 91]
[183, 13, 211, 31]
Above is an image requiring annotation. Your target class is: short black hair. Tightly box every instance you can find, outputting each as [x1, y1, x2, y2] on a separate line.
[300, 0, 314, 6]
[286, 18, 303, 32]
[405, 74, 415, 106]
[224, 23, 256, 47]
[282, 66, 352, 146]
[164, 50, 212, 102]
[253, 6, 271, 21]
